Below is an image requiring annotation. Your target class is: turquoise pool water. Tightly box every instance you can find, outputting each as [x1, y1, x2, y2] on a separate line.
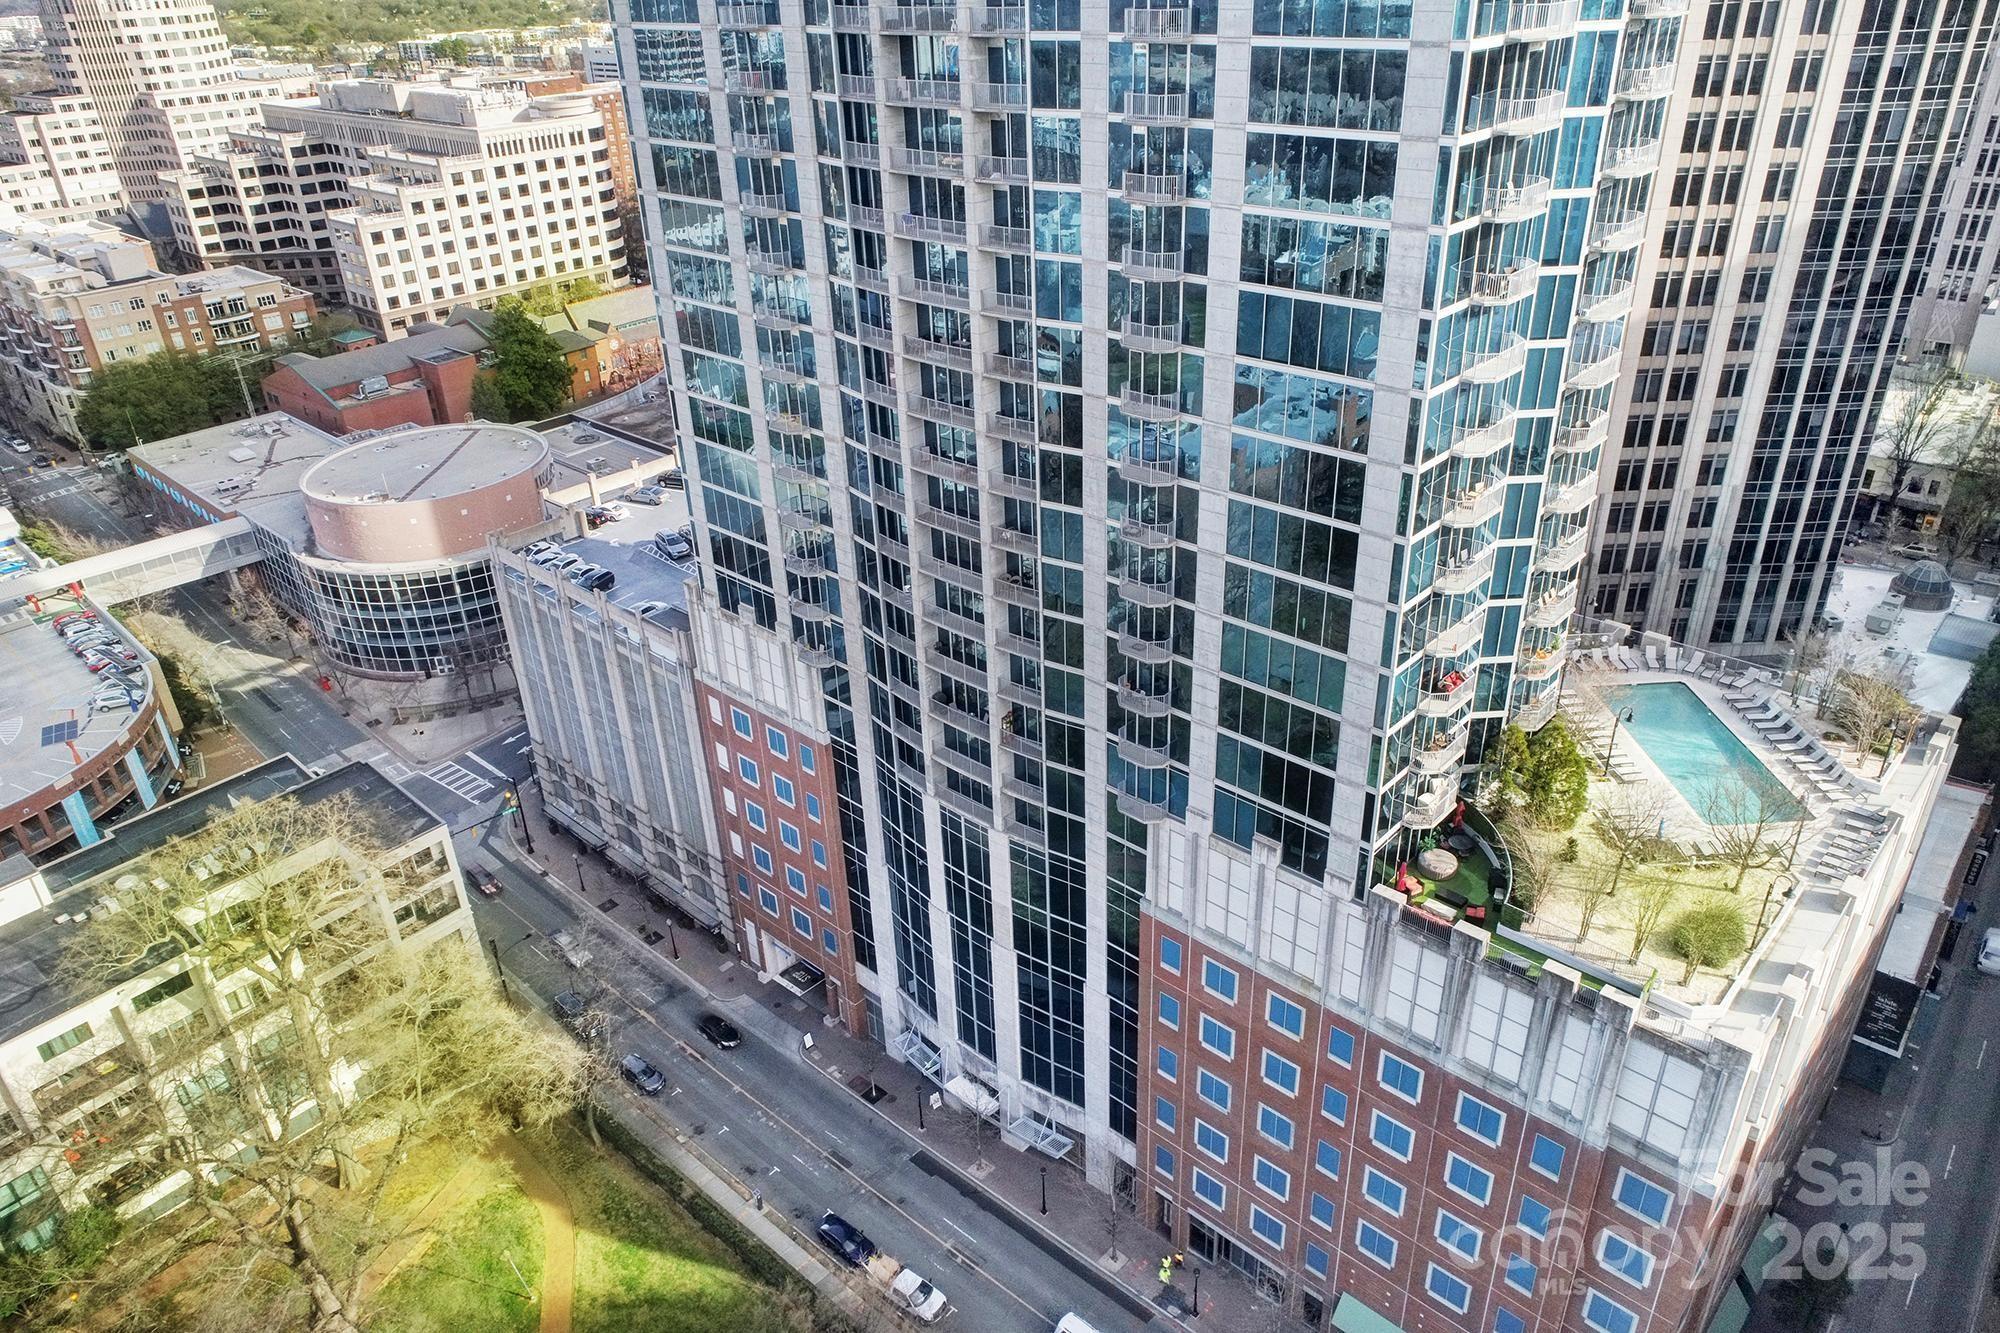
[1603, 682, 1806, 824]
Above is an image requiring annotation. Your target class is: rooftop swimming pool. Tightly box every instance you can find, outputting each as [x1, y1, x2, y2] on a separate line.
[1603, 681, 1807, 824]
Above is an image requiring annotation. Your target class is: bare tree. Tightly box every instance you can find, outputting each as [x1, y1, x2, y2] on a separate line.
[1935, 409, 2000, 572]
[1625, 872, 1684, 964]
[1700, 778, 1798, 889]
[1786, 629, 1833, 706]
[1593, 785, 1671, 902]
[48, 794, 590, 1333]
[1827, 666, 1920, 776]
[1497, 814, 1565, 922]
[1875, 361, 1962, 527]
[233, 586, 302, 659]
[1569, 853, 1623, 945]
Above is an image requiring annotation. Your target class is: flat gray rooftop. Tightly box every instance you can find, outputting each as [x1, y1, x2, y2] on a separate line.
[303, 424, 549, 504]
[129, 413, 340, 548]
[0, 606, 154, 810]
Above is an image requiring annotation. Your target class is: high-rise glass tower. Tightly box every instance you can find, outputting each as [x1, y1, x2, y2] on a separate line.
[1587, 0, 1997, 648]
[613, 0, 1670, 1302]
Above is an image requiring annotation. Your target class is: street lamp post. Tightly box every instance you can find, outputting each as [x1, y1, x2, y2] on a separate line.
[1190, 1266, 1199, 1318]
[487, 930, 536, 1005]
[573, 853, 588, 897]
[663, 911, 681, 960]
[1039, 1165, 1048, 1215]
[1603, 705, 1635, 770]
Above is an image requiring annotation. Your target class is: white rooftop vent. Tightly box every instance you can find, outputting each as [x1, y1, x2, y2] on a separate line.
[227, 446, 257, 463]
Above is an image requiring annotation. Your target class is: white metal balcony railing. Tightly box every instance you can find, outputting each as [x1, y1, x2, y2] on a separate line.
[1543, 473, 1597, 514]
[1601, 140, 1662, 177]
[1121, 449, 1180, 486]
[739, 189, 789, 215]
[1413, 729, 1471, 776]
[1524, 581, 1579, 629]
[1121, 90, 1190, 122]
[980, 223, 1032, 251]
[1576, 277, 1636, 324]
[1491, 0, 1580, 40]
[1628, 0, 1689, 18]
[969, 2, 1027, 31]
[1123, 1, 1191, 37]
[1123, 170, 1190, 203]
[1566, 339, 1622, 389]
[1120, 385, 1186, 421]
[1442, 481, 1505, 528]
[1403, 779, 1460, 830]
[716, 2, 774, 25]
[1417, 667, 1478, 716]
[842, 138, 882, 166]
[970, 82, 1029, 111]
[1467, 175, 1552, 224]
[1553, 414, 1609, 455]
[1425, 606, 1484, 659]
[1459, 333, 1528, 384]
[1119, 514, 1179, 548]
[1121, 245, 1185, 278]
[1513, 687, 1560, 731]
[1465, 89, 1566, 136]
[905, 335, 973, 369]
[1588, 208, 1645, 252]
[898, 273, 970, 307]
[1615, 62, 1676, 100]
[1431, 546, 1496, 598]
[978, 155, 1030, 182]
[898, 211, 969, 243]
[1122, 318, 1183, 351]
[1536, 528, 1589, 571]
[723, 68, 778, 93]
[880, 2, 960, 31]
[1469, 259, 1541, 305]
[885, 77, 963, 107]
[732, 130, 779, 156]
[987, 350, 1033, 380]
[1517, 640, 1568, 680]
[836, 73, 878, 99]
[889, 145, 967, 174]
[1447, 411, 1517, 461]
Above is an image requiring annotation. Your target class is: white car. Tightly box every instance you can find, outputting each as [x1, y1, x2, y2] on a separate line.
[1978, 929, 2000, 976]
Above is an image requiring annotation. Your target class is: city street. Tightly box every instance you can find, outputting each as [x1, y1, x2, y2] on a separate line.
[1751, 837, 2000, 1333]
[461, 821, 1151, 1333]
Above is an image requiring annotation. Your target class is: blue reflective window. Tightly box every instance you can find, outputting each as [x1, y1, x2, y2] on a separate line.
[1320, 1085, 1348, 1124]
[1369, 1110, 1413, 1159]
[1314, 1140, 1341, 1180]
[1326, 1024, 1354, 1065]
[1445, 1152, 1493, 1204]
[1257, 1104, 1294, 1149]
[1614, 1171, 1672, 1224]
[1378, 1052, 1423, 1101]
[1160, 937, 1183, 972]
[1265, 993, 1304, 1037]
[1201, 958, 1238, 1000]
[1456, 1092, 1504, 1144]
[1356, 1221, 1396, 1267]
[1158, 993, 1181, 1028]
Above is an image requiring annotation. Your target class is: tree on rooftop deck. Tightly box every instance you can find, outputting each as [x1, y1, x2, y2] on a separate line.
[45, 794, 590, 1333]
[1593, 784, 1671, 905]
[1827, 665, 1919, 776]
[1482, 719, 1589, 830]
[1699, 776, 1800, 890]
[514, 275, 608, 317]
[1669, 897, 1750, 985]
[1496, 814, 1563, 920]
[1625, 873, 1685, 965]
[1933, 407, 2000, 572]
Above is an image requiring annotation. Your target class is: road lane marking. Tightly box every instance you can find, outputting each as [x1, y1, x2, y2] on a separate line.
[422, 761, 495, 800]
[472, 874, 1076, 1330]
[466, 752, 511, 781]
[1945, 1144, 1956, 1179]
[1978, 1041, 1987, 1071]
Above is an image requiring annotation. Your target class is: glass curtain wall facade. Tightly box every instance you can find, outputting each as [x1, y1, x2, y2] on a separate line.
[1588, 0, 1997, 649]
[612, 0, 1662, 1206]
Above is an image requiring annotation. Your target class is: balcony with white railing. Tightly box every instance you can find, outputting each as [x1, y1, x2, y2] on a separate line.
[1513, 685, 1560, 731]
[1117, 680, 1174, 717]
[1601, 140, 1661, 178]
[988, 412, 1036, 443]
[1543, 473, 1596, 515]
[1120, 385, 1187, 421]
[1117, 574, 1178, 609]
[988, 465, 1038, 500]
[1517, 639, 1568, 680]
[1524, 580, 1579, 629]
[1424, 605, 1485, 660]
[717, 2, 776, 24]
[1629, 0, 1688, 17]
[1442, 481, 1505, 528]
[732, 130, 779, 156]
[1466, 175, 1552, 224]
[1566, 338, 1622, 389]
[889, 145, 967, 174]
[1121, 90, 1190, 123]
[1535, 527, 1588, 572]
[842, 138, 881, 165]
[1588, 208, 1645, 252]
[1487, 0, 1579, 40]
[1447, 410, 1518, 461]
[897, 273, 970, 307]
[739, 189, 789, 215]
[1432, 546, 1497, 597]
[1113, 731, 1175, 769]
[880, 1, 961, 30]
[1465, 89, 1567, 137]
[886, 77, 963, 108]
[990, 285, 1033, 313]
[1121, 317, 1183, 352]
[1460, 333, 1528, 384]
[723, 68, 780, 93]
[1123, 170, 1190, 204]
[1120, 245, 1185, 279]
[969, 1, 1026, 30]
[1118, 631, 1174, 665]
[1470, 259, 1541, 305]
[1614, 62, 1676, 100]
[836, 73, 878, 99]
[904, 335, 973, 370]
[979, 155, 1030, 182]
[897, 211, 968, 244]
[987, 349, 1033, 380]
[1403, 778, 1461, 830]
[1417, 666, 1478, 717]
[1123, 0, 1191, 36]
[831, 2, 872, 27]
[1413, 728, 1471, 775]
[1119, 514, 1179, 549]
[1576, 277, 1635, 324]
[979, 222, 1031, 251]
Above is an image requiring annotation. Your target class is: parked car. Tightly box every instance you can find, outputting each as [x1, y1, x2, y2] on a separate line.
[576, 568, 616, 592]
[545, 554, 582, 573]
[550, 929, 593, 969]
[661, 467, 685, 489]
[865, 1256, 947, 1323]
[627, 485, 667, 506]
[815, 1212, 877, 1268]
[620, 1054, 666, 1095]
[552, 989, 604, 1040]
[92, 695, 137, 713]
[583, 506, 614, 528]
[1894, 542, 1935, 559]
[654, 530, 695, 561]
[1979, 929, 2000, 976]
[7, 440, 29, 455]
[696, 1013, 742, 1049]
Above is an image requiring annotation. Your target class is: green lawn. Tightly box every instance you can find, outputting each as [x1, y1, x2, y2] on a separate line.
[372, 1181, 543, 1333]
[535, 1122, 784, 1333]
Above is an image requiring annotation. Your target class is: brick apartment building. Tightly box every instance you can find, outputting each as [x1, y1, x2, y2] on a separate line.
[262, 321, 486, 435]
[0, 219, 314, 442]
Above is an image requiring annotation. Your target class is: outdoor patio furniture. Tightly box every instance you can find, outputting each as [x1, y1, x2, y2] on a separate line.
[1644, 645, 1662, 669]
[1683, 650, 1705, 675]
[1416, 847, 1459, 880]
[1446, 832, 1476, 855]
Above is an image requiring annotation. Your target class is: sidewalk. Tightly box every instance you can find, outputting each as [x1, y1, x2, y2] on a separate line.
[474, 785, 1303, 1333]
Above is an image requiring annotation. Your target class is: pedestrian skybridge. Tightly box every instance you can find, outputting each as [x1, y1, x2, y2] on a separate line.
[5, 518, 261, 611]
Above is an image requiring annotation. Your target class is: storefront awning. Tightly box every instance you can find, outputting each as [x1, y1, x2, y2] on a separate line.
[893, 1029, 944, 1079]
[943, 1075, 1000, 1118]
[1006, 1113, 1075, 1159]
[1332, 1293, 1404, 1333]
